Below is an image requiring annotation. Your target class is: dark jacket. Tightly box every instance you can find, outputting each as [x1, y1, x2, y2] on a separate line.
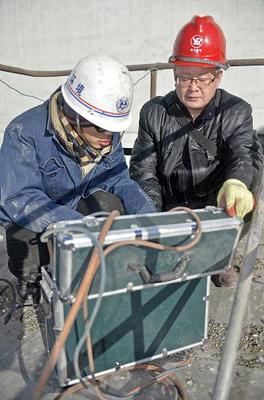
[0, 98, 156, 233]
[129, 89, 263, 211]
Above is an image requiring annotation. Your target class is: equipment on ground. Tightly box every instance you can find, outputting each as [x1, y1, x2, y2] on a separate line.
[40, 208, 242, 387]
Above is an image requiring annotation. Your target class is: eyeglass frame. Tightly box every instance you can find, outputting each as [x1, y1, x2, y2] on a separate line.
[68, 114, 109, 133]
[174, 71, 220, 88]
[77, 120, 108, 133]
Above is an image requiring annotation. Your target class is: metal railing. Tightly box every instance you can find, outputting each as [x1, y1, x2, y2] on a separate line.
[1, 58, 264, 99]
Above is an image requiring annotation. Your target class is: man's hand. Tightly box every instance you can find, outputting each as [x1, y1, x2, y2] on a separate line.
[217, 179, 254, 218]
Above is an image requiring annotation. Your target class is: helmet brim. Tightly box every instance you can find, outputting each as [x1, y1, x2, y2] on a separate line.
[170, 58, 229, 70]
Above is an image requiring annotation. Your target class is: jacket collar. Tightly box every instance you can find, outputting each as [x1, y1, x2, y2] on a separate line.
[46, 87, 61, 135]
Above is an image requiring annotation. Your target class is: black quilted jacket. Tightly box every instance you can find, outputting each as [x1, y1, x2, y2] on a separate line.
[129, 89, 263, 211]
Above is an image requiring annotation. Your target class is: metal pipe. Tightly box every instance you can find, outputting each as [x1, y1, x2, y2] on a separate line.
[150, 69, 157, 98]
[0, 59, 263, 77]
[228, 59, 264, 66]
[212, 169, 264, 400]
[0, 64, 71, 77]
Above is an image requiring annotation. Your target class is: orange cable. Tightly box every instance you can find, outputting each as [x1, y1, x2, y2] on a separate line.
[32, 210, 120, 400]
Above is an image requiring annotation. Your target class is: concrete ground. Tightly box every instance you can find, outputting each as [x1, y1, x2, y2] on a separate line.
[0, 227, 264, 400]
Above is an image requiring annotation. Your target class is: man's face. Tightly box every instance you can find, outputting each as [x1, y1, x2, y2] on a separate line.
[67, 113, 113, 149]
[78, 126, 113, 150]
[174, 66, 223, 115]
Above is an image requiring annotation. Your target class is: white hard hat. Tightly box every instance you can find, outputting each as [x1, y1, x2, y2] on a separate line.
[61, 54, 133, 132]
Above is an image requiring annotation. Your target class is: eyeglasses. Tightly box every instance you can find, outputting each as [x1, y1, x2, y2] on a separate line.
[69, 114, 108, 133]
[175, 73, 218, 88]
[78, 121, 108, 133]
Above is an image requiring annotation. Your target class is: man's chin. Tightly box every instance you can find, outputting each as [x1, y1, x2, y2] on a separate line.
[97, 142, 111, 149]
[185, 101, 205, 112]
[185, 99, 203, 107]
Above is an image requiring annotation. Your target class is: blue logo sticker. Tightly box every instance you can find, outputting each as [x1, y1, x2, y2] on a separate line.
[69, 73, 76, 85]
[75, 83, 85, 96]
[116, 97, 129, 113]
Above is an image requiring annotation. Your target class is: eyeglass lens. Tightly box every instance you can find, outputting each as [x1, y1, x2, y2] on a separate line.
[175, 73, 217, 87]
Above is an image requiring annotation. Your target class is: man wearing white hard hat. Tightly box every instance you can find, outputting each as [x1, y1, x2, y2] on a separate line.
[0, 54, 156, 300]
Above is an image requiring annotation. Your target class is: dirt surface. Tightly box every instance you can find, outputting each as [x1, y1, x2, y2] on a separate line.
[208, 319, 264, 369]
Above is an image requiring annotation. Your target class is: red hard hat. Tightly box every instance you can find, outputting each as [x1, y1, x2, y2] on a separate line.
[170, 15, 229, 70]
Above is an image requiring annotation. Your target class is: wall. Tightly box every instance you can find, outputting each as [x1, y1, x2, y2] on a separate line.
[1, 0, 264, 149]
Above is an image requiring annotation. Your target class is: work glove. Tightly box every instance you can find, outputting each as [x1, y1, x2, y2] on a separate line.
[217, 179, 254, 219]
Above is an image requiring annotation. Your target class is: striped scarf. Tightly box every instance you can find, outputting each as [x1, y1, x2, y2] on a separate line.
[50, 92, 111, 177]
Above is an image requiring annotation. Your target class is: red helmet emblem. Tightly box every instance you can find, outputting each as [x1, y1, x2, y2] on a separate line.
[190, 35, 204, 48]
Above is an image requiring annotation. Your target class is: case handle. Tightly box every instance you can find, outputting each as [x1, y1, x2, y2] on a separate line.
[129, 254, 191, 284]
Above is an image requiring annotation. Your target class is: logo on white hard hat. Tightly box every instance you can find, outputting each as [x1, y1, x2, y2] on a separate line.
[190, 35, 204, 48]
[116, 97, 129, 113]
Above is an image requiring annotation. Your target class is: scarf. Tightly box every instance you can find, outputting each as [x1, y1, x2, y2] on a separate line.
[50, 92, 111, 177]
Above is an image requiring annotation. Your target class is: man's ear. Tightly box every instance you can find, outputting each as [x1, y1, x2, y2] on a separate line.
[173, 67, 177, 81]
[217, 70, 223, 83]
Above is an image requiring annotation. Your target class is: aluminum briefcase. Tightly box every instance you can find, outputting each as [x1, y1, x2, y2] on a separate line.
[41, 208, 242, 386]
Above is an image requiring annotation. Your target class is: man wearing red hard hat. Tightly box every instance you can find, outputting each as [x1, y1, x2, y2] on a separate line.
[130, 16, 263, 287]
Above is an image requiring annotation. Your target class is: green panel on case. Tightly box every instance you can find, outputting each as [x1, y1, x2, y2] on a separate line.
[63, 278, 207, 378]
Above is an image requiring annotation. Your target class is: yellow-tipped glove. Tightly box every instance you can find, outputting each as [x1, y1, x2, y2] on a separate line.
[217, 179, 254, 219]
